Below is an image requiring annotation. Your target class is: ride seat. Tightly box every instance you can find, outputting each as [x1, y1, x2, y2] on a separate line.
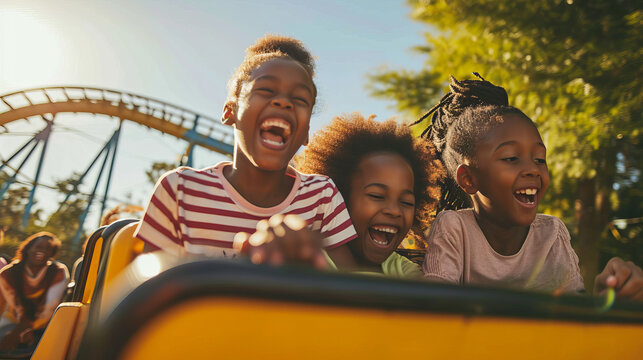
[101, 221, 144, 292]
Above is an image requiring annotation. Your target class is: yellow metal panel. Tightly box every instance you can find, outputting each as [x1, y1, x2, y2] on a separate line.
[66, 304, 90, 360]
[103, 223, 143, 292]
[31, 303, 82, 360]
[122, 297, 643, 360]
[82, 237, 103, 304]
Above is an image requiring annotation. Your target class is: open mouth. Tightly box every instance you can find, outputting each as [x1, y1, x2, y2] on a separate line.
[513, 188, 538, 205]
[33, 252, 46, 261]
[368, 225, 398, 247]
[259, 118, 292, 147]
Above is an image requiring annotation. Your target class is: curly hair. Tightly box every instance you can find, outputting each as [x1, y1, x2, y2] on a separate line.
[297, 113, 444, 237]
[14, 231, 61, 262]
[227, 34, 317, 104]
[412, 73, 531, 212]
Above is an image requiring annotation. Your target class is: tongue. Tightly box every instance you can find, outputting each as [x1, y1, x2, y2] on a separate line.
[261, 130, 284, 144]
[369, 229, 389, 245]
[514, 193, 533, 204]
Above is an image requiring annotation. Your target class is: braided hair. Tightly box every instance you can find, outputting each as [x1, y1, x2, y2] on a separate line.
[412, 73, 530, 212]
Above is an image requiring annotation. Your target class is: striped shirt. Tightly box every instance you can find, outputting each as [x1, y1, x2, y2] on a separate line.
[135, 162, 357, 257]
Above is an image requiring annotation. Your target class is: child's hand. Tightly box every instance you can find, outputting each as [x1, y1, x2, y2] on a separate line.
[594, 257, 643, 301]
[233, 214, 328, 270]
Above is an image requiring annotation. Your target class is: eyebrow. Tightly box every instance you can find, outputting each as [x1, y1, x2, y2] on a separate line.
[494, 140, 546, 152]
[254, 75, 314, 96]
[364, 183, 414, 195]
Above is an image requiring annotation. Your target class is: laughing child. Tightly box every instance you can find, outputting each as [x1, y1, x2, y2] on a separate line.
[298, 113, 443, 277]
[135, 35, 357, 267]
[419, 75, 643, 299]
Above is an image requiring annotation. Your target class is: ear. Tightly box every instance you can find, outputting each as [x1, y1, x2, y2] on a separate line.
[455, 164, 478, 194]
[222, 101, 237, 126]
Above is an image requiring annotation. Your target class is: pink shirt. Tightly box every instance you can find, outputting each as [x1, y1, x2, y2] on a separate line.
[135, 162, 357, 257]
[423, 209, 584, 292]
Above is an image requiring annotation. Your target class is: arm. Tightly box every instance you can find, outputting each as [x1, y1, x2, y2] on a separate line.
[135, 171, 184, 256]
[0, 270, 21, 321]
[422, 212, 464, 284]
[594, 257, 643, 301]
[317, 179, 358, 269]
[0, 270, 27, 350]
[32, 266, 70, 329]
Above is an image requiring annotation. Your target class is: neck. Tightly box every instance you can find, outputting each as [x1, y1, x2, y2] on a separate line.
[472, 203, 529, 256]
[224, 149, 294, 207]
[25, 261, 47, 276]
[348, 246, 384, 273]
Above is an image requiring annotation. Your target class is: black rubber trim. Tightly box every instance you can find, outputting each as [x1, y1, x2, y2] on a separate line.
[87, 219, 139, 319]
[77, 258, 643, 360]
[71, 226, 107, 302]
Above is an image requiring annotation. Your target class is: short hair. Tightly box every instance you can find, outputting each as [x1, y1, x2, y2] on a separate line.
[298, 112, 444, 237]
[412, 74, 531, 212]
[14, 231, 61, 262]
[227, 35, 317, 104]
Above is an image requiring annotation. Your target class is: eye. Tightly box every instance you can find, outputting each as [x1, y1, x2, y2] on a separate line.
[501, 156, 519, 162]
[400, 200, 415, 207]
[255, 88, 274, 94]
[366, 193, 384, 200]
[535, 158, 547, 165]
[293, 97, 310, 106]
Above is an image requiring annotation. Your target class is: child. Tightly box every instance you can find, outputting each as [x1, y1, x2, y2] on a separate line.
[297, 113, 443, 277]
[135, 35, 357, 267]
[0, 232, 68, 351]
[419, 75, 643, 298]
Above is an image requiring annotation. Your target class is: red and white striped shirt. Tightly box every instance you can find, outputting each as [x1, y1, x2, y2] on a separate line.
[135, 162, 357, 257]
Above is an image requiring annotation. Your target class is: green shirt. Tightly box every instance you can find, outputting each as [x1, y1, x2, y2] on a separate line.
[324, 251, 423, 278]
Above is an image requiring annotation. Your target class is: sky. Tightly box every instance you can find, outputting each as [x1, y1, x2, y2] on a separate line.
[0, 0, 429, 229]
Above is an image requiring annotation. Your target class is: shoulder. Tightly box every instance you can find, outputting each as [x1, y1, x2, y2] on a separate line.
[0, 261, 18, 278]
[433, 209, 472, 231]
[386, 252, 422, 278]
[51, 261, 69, 282]
[295, 168, 333, 185]
[295, 170, 339, 194]
[52, 260, 68, 273]
[531, 214, 570, 240]
[157, 163, 227, 189]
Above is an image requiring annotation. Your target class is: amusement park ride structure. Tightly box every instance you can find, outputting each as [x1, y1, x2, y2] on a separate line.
[0, 86, 234, 243]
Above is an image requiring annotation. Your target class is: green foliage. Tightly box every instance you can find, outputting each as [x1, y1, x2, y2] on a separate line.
[0, 172, 42, 258]
[0, 171, 89, 268]
[145, 161, 179, 185]
[367, 0, 643, 278]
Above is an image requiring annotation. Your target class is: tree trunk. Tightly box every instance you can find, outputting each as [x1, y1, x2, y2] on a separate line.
[574, 178, 611, 293]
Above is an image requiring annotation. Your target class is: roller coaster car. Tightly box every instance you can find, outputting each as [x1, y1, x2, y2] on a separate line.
[34, 224, 643, 360]
[28, 219, 140, 360]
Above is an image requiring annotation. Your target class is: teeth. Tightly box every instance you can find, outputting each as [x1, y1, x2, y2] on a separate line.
[515, 188, 537, 195]
[373, 238, 388, 246]
[260, 119, 291, 137]
[372, 226, 398, 234]
[263, 138, 284, 146]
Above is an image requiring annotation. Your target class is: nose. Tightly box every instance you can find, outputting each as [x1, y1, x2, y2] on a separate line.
[522, 160, 540, 177]
[382, 200, 402, 218]
[270, 95, 293, 110]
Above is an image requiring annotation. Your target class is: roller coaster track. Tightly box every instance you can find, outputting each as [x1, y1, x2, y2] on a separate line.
[0, 86, 234, 155]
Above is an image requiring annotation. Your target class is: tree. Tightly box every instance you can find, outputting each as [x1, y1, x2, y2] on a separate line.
[368, 0, 642, 291]
[145, 161, 179, 185]
[0, 171, 44, 257]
